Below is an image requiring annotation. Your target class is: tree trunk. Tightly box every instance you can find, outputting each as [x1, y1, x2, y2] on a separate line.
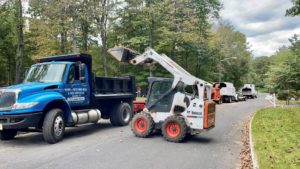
[8, 57, 12, 85]
[71, 5, 77, 53]
[100, 0, 108, 76]
[15, 0, 24, 84]
[150, 13, 154, 48]
[60, 21, 67, 53]
[81, 19, 89, 52]
[72, 17, 77, 53]
[101, 30, 108, 76]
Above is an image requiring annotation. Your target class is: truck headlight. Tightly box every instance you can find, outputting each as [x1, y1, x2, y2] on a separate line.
[12, 102, 39, 110]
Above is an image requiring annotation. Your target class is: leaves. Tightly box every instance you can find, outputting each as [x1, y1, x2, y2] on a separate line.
[286, 0, 300, 16]
[0, 0, 254, 91]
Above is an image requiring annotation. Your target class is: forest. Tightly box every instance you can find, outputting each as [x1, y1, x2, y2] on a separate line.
[0, 0, 299, 100]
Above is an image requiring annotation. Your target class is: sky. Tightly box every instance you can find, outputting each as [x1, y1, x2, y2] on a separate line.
[220, 0, 300, 56]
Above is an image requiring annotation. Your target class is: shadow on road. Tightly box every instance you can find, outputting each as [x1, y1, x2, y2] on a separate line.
[185, 136, 214, 144]
[140, 130, 215, 144]
[1, 122, 120, 146]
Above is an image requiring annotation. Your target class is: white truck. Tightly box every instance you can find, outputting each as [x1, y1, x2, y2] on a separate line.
[213, 82, 238, 103]
[241, 84, 257, 99]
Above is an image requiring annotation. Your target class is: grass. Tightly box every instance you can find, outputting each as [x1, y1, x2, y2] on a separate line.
[252, 107, 300, 169]
[277, 100, 300, 105]
[256, 87, 269, 93]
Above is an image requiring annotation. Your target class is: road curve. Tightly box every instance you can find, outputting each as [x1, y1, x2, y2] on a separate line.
[0, 94, 269, 169]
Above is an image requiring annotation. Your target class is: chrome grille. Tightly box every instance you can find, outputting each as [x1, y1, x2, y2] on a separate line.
[0, 91, 16, 109]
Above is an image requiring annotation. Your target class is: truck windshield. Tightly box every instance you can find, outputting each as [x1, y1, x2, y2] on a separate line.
[24, 63, 66, 83]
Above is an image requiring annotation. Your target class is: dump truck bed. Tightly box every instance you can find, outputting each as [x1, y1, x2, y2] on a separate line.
[93, 76, 136, 99]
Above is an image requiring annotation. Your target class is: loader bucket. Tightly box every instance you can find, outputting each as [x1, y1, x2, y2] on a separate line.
[108, 47, 140, 62]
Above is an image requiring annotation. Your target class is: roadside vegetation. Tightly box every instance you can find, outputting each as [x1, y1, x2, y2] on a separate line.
[0, 0, 299, 98]
[252, 107, 300, 169]
[0, 0, 258, 91]
[252, 1, 300, 104]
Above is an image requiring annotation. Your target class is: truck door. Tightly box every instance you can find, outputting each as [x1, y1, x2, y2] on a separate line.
[65, 63, 90, 107]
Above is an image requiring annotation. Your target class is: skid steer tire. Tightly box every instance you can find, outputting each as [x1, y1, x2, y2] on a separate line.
[110, 102, 133, 126]
[162, 116, 187, 143]
[0, 129, 17, 140]
[131, 112, 154, 138]
[43, 109, 65, 144]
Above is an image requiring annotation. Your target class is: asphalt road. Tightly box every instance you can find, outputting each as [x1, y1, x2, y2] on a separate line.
[0, 94, 270, 169]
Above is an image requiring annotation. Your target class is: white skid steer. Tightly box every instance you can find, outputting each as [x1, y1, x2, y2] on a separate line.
[108, 47, 216, 142]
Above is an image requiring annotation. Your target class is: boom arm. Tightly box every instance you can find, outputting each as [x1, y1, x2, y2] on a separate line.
[108, 47, 212, 89]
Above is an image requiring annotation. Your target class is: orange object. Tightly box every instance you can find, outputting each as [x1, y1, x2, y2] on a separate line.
[204, 100, 216, 129]
[212, 84, 222, 103]
[133, 100, 146, 113]
[166, 122, 181, 138]
[134, 118, 148, 133]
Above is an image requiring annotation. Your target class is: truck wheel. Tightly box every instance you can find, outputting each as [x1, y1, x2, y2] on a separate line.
[131, 112, 154, 137]
[218, 98, 222, 104]
[235, 97, 239, 102]
[43, 109, 65, 144]
[0, 129, 17, 140]
[110, 102, 133, 126]
[162, 116, 187, 143]
[230, 97, 233, 103]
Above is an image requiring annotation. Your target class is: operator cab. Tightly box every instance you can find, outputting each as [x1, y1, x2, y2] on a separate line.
[146, 77, 199, 112]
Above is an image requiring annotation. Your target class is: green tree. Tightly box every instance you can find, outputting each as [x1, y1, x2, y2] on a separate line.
[0, 1, 17, 85]
[286, 0, 300, 16]
[252, 56, 271, 87]
[211, 23, 252, 88]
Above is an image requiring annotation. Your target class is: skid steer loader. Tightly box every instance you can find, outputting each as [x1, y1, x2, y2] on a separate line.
[108, 47, 216, 142]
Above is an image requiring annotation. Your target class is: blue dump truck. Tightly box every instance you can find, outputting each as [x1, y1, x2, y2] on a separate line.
[0, 54, 135, 143]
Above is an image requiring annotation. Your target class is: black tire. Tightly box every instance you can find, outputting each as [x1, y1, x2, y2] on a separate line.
[218, 98, 223, 104]
[110, 102, 133, 126]
[228, 97, 232, 103]
[131, 112, 154, 138]
[0, 129, 17, 140]
[43, 109, 65, 144]
[162, 116, 187, 143]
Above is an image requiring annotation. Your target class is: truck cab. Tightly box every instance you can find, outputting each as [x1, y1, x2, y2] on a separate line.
[0, 54, 135, 143]
[213, 82, 238, 103]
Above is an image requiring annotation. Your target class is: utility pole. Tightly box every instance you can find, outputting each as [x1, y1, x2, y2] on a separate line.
[15, 0, 24, 84]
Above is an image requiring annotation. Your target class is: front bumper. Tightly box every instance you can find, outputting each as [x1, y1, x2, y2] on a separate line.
[0, 112, 43, 130]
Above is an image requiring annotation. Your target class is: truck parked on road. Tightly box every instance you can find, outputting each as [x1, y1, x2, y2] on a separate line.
[213, 82, 238, 103]
[0, 54, 135, 143]
[241, 84, 257, 99]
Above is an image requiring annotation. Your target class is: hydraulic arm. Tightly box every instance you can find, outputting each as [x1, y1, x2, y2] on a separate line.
[108, 47, 212, 96]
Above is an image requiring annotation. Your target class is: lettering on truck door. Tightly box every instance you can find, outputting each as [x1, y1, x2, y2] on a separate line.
[65, 63, 90, 107]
